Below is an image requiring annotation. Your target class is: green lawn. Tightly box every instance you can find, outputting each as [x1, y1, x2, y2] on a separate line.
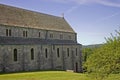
[0, 71, 119, 80]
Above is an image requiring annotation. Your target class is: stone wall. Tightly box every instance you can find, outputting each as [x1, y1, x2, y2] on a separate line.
[0, 44, 82, 72]
[0, 25, 76, 41]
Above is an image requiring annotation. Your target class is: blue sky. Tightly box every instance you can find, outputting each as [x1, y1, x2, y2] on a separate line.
[0, 0, 120, 45]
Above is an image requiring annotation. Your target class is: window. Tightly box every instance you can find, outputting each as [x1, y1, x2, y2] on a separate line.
[13, 49, 17, 61]
[45, 48, 48, 58]
[57, 48, 60, 58]
[53, 45, 55, 50]
[76, 48, 77, 56]
[60, 34, 63, 39]
[6, 29, 11, 36]
[26, 31, 27, 37]
[23, 31, 25, 37]
[9, 29, 11, 36]
[50, 34, 53, 38]
[6, 29, 8, 36]
[23, 31, 28, 37]
[39, 32, 41, 37]
[67, 48, 69, 57]
[31, 48, 34, 60]
[68, 35, 71, 39]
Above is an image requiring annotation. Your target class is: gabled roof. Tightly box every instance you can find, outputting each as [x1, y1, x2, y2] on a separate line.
[0, 4, 75, 33]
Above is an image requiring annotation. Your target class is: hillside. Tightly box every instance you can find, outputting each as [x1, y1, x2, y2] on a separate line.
[82, 44, 103, 49]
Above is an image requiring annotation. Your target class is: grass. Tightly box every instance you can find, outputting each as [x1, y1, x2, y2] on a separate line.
[0, 71, 119, 80]
[0, 71, 89, 80]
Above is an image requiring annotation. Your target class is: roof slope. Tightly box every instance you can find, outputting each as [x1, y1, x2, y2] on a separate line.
[0, 4, 75, 33]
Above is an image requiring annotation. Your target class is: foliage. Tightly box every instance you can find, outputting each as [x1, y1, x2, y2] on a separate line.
[82, 48, 93, 62]
[82, 44, 102, 63]
[84, 30, 120, 79]
[82, 44, 101, 72]
[82, 48, 94, 72]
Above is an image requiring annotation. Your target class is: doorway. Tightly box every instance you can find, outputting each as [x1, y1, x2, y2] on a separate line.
[75, 62, 78, 72]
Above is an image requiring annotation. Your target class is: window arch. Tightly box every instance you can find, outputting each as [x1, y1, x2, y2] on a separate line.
[23, 30, 28, 37]
[9, 29, 11, 36]
[39, 32, 41, 37]
[57, 48, 60, 58]
[23, 31, 25, 37]
[26, 31, 28, 37]
[13, 49, 17, 61]
[50, 34, 53, 38]
[6, 29, 12, 36]
[68, 35, 71, 39]
[31, 48, 34, 60]
[6, 29, 8, 36]
[67, 48, 69, 57]
[60, 34, 63, 39]
[45, 48, 48, 58]
[76, 48, 77, 56]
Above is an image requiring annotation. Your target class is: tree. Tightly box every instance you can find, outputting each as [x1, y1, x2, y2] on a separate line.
[84, 30, 120, 79]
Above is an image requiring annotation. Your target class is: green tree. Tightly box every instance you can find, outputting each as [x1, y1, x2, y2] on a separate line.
[82, 48, 93, 62]
[84, 30, 120, 79]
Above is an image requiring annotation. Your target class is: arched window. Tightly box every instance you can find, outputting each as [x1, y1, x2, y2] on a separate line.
[26, 31, 28, 37]
[76, 48, 77, 56]
[39, 32, 41, 37]
[45, 48, 48, 58]
[57, 48, 60, 58]
[14, 49, 17, 61]
[67, 48, 69, 57]
[23, 31, 28, 37]
[50, 34, 53, 38]
[6, 29, 8, 36]
[68, 35, 71, 39]
[60, 34, 63, 39]
[6, 29, 11, 36]
[23, 31, 25, 37]
[9, 29, 11, 36]
[31, 48, 34, 60]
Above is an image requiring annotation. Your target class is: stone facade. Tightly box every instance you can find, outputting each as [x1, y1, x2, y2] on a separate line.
[0, 4, 82, 73]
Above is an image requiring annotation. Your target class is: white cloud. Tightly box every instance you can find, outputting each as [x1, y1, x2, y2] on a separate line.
[48, 0, 120, 15]
[95, 0, 120, 7]
[65, 6, 79, 14]
[97, 12, 120, 22]
[48, 0, 120, 8]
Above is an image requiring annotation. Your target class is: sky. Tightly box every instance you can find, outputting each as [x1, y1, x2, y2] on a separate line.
[0, 0, 120, 45]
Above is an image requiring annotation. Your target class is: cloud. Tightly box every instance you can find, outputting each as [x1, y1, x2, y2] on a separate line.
[48, 0, 120, 8]
[95, 0, 120, 7]
[98, 12, 120, 22]
[48, 0, 120, 16]
[65, 6, 79, 14]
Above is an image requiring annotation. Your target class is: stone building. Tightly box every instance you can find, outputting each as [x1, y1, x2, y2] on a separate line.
[0, 4, 82, 72]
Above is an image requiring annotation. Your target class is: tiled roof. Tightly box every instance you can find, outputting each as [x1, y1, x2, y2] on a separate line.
[0, 36, 78, 45]
[0, 4, 75, 33]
